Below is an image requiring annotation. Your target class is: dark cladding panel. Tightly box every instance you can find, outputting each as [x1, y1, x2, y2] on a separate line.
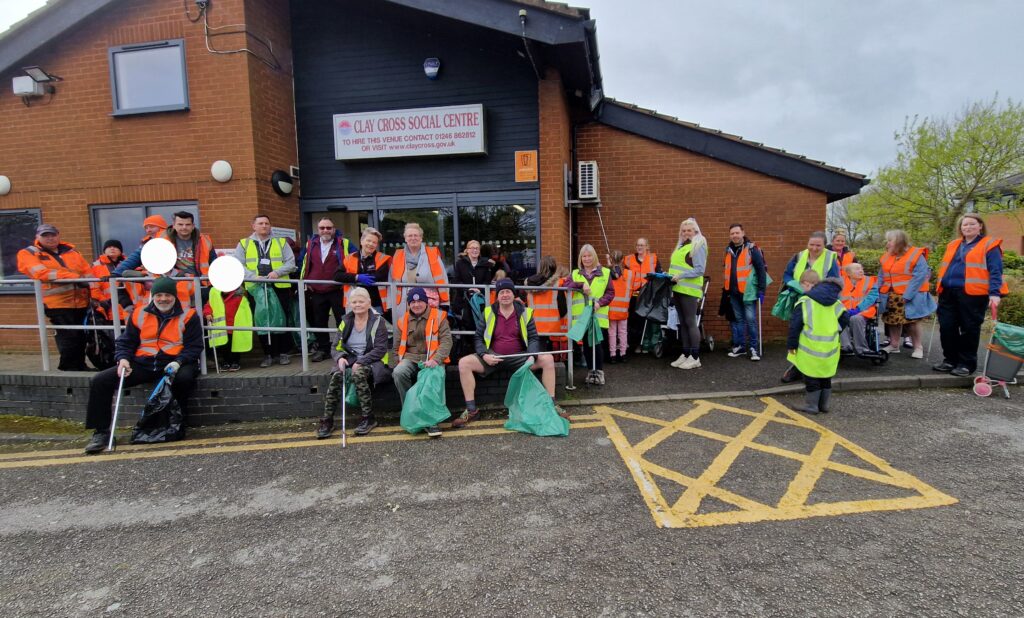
[292, 0, 540, 199]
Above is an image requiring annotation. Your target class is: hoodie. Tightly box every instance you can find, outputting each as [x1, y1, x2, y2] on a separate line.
[787, 278, 849, 350]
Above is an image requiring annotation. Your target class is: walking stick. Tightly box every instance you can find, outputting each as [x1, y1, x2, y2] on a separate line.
[340, 369, 347, 448]
[926, 314, 937, 361]
[107, 368, 127, 452]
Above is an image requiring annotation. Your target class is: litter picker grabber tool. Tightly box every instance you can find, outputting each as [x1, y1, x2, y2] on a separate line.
[263, 282, 271, 348]
[340, 369, 347, 448]
[594, 205, 611, 257]
[758, 298, 763, 357]
[926, 314, 937, 362]
[107, 367, 127, 452]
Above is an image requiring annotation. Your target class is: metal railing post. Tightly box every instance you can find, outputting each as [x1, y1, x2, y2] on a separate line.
[110, 280, 122, 338]
[193, 277, 207, 376]
[564, 288, 575, 390]
[33, 279, 51, 372]
[298, 280, 309, 373]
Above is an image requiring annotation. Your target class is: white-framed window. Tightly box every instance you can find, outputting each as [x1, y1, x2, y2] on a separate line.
[0, 209, 43, 294]
[109, 39, 189, 116]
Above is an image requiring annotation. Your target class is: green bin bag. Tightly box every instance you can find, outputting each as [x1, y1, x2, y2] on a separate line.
[343, 368, 360, 408]
[771, 286, 802, 321]
[399, 364, 451, 434]
[503, 358, 569, 437]
[251, 283, 286, 337]
[567, 304, 594, 343]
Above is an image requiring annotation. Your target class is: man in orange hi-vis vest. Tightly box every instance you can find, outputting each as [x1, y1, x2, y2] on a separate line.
[83, 277, 203, 454]
[17, 224, 93, 371]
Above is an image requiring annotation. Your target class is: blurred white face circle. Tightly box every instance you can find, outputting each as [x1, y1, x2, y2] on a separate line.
[209, 256, 245, 292]
[141, 238, 177, 275]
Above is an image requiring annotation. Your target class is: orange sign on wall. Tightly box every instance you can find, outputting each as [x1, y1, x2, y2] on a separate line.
[515, 150, 538, 182]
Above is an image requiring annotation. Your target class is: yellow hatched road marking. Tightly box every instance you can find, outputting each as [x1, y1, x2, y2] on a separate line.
[595, 397, 958, 528]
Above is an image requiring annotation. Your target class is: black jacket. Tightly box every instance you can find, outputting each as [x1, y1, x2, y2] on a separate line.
[452, 255, 496, 313]
[115, 300, 204, 372]
[787, 278, 850, 349]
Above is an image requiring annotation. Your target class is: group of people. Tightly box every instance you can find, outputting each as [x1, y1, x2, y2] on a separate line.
[16, 210, 1008, 452]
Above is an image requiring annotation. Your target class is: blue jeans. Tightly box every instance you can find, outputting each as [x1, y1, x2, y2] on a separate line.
[729, 295, 759, 350]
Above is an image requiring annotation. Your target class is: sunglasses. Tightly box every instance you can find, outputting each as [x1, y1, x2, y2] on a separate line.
[318, 226, 334, 230]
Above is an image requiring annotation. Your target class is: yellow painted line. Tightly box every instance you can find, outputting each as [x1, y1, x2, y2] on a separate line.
[598, 410, 680, 528]
[671, 401, 779, 515]
[0, 420, 605, 470]
[599, 398, 958, 528]
[0, 414, 604, 462]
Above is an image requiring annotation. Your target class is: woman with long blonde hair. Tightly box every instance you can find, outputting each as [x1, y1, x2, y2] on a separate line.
[566, 244, 613, 385]
[668, 218, 708, 369]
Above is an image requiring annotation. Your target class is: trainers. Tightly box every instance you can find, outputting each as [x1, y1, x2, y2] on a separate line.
[670, 353, 690, 368]
[425, 425, 443, 438]
[227, 363, 240, 372]
[749, 347, 760, 361]
[911, 347, 924, 359]
[634, 346, 643, 354]
[354, 416, 377, 436]
[932, 362, 955, 373]
[882, 345, 901, 354]
[315, 417, 333, 439]
[310, 350, 326, 362]
[84, 431, 110, 454]
[727, 345, 745, 358]
[950, 366, 973, 377]
[585, 370, 598, 385]
[451, 409, 479, 429]
[903, 336, 914, 349]
[554, 404, 571, 420]
[279, 354, 291, 365]
[683, 357, 702, 369]
[260, 355, 274, 368]
[595, 370, 605, 385]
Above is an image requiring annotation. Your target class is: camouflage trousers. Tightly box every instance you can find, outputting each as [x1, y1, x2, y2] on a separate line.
[323, 365, 373, 418]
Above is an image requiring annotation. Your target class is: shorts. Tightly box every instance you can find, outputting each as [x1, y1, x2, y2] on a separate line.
[475, 353, 530, 377]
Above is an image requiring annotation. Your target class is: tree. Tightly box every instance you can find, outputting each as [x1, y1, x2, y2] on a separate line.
[827, 194, 875, 246]
[864, 96, 1024, 246]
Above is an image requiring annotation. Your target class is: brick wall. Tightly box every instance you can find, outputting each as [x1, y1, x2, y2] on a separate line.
[574, 123, 828, 341]
[537, 69, 572, 266]
[0, 0, 298, 351]
[986, 210, 1023, 253]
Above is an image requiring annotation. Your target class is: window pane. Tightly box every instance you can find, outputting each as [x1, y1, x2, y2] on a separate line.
[114, 44, 186, 111]
[378, 208, 455, 268]
[94, 207, 144, 259]
[457, 204, 538, 280]
[0, 211, 41, 282]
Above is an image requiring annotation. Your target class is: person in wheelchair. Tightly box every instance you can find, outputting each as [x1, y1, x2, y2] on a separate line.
[839, 263, 879, 356]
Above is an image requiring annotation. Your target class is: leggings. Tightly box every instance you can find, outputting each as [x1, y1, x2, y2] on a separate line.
[673, 292, 701, 357]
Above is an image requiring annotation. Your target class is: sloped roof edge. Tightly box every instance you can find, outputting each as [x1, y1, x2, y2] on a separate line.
[596, 99, 869, 202]
[0, 0, 119, 75]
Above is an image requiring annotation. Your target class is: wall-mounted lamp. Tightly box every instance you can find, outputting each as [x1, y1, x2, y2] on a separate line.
[270, 170, 294, 196]
[13, 66, 61, 105]
[0, 175, 11, 196]
[423, 57, 441, 80]
[211, 160, 233, 183]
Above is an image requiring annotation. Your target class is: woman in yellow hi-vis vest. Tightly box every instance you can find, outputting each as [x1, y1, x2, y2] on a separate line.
[566, 244, 613, 385]
[786, 271, 849, 415]
[668, 218, 708, 370]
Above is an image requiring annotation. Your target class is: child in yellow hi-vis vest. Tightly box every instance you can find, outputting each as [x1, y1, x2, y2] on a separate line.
[787, 270, 849, 415]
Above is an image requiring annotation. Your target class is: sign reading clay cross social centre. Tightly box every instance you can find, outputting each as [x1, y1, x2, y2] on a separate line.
[334, 104, 486, 160]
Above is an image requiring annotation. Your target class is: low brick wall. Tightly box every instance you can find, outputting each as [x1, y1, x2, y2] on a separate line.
[0, 364, 567, 427]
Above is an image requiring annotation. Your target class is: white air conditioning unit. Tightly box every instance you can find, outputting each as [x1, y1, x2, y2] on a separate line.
[577, 160, 599, 200]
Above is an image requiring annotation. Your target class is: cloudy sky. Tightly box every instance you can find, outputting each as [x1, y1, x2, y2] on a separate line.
[3, 0, 1021, 176]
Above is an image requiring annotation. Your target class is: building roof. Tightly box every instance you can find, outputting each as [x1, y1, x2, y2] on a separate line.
[595, 99, 868, 202]
[980, 171, 1024, 197]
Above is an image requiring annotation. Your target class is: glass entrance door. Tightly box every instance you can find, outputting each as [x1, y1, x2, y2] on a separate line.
[377, 205, 455, 267]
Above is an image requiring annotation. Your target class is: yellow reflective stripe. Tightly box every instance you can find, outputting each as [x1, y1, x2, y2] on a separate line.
[798, 343, 838, 358]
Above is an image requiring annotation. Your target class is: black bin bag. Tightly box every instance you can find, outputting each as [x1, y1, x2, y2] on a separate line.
[131, 375, 185, 444]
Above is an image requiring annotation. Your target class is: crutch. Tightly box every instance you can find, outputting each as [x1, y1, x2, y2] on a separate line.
[340, 369, 347, 448]
[107, 367, 127, 452]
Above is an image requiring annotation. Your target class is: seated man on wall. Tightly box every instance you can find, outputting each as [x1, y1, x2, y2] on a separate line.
[456, 279, 567, 430]
[83, 277, 203, 454]
[391, 287, 453, 438]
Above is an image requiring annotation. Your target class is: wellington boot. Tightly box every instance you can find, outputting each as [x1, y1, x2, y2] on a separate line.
[818, 389, 832, 414]
[796, 390, 822, 415]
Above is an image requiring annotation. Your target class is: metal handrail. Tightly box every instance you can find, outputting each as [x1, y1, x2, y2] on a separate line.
[0, 276, 580, 386]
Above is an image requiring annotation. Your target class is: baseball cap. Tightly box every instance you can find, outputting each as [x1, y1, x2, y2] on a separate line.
[36, 224, 58, 236]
